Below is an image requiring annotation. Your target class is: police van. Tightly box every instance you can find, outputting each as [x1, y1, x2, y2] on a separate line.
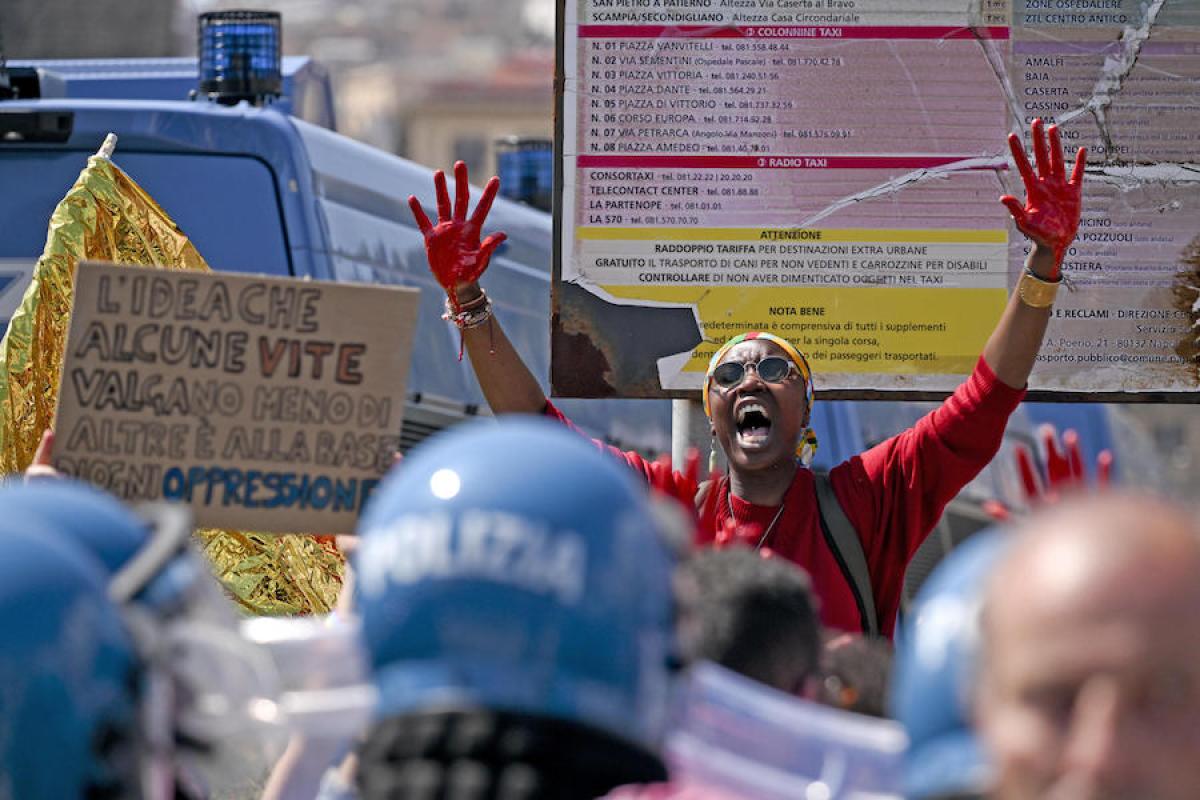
[0, 47, 672, 458]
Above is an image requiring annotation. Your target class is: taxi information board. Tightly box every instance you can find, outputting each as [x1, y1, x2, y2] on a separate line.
[554, 0, 1200, 400]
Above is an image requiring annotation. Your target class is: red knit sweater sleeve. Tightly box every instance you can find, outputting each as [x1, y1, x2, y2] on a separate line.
[829, 357, 1025, 620]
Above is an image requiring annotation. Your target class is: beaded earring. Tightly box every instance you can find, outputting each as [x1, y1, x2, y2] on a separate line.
[795, 427, 819, 467]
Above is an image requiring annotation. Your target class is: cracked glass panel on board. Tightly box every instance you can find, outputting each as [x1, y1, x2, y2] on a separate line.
[555, 0, 1200, 398]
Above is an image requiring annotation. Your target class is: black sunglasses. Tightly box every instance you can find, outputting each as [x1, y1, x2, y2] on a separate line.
[711, 356, 793, 389]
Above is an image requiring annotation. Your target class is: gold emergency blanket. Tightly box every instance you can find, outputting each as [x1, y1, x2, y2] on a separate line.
[0, 150, 344, 615]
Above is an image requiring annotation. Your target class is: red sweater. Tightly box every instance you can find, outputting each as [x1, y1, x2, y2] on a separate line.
[545, 357, 1024, 637]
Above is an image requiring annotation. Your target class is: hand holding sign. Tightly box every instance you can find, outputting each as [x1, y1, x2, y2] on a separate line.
[407, 161, 507, 310]
[1000, 118, 1086, 278]
[24, 429, 61, 483]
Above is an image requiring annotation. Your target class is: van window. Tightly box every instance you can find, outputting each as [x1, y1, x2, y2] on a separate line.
[0, 151, 290, 276]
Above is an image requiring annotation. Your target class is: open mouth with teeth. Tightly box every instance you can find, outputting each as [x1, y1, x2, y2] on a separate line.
[735, 402, 773, 449]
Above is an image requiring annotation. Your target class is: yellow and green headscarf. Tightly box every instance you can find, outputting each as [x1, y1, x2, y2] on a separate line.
[703, 332, 818, 466]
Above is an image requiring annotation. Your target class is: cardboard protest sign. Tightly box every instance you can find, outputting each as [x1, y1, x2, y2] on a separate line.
[53, 261, 420, 533]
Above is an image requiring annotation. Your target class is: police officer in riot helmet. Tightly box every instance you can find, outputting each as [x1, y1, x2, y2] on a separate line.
[352, 418, 679, 799]
[0, 478, 280, 799]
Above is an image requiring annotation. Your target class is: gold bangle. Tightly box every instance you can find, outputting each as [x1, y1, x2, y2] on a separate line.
[1017, 269, 1060, 308]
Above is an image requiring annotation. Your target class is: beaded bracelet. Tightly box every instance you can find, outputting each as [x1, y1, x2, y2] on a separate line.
[442, 290, 496, 360]
[453, 291, 489, 313]
[442, 292, 493, 329]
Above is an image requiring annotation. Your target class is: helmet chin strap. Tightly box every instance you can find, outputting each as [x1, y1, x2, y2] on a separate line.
[109, 503, 193, 606]
[102, 503, 193, 800]
[110, 502, 290, 799]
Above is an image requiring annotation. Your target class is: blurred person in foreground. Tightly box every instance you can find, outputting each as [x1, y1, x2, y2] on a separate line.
[680, 548, 895, 719]
[0, 478, 280, 799]
[0, 523, 144, 800]
[820, 633, 894, 719]
[893, 428, 1120, 800]
[891, 530, 1011, 800]
[348, 417, 679, 799]
[611, 548, 908, 800]
[408, 118, 1087, 638]
[619, 551, 902, 800]
[676, 547, 822, 697]
[977, 492, 1200, 800]
[279, 460, 895, 800]
[0, 476, 282, 798]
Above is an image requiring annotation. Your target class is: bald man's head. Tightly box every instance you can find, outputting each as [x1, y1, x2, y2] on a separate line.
[992, 495, 1200, 632]
[977, 493, 1200, 800]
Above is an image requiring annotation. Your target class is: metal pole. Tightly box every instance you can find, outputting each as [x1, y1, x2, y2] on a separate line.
[0, 22, 10, 100]
[672, 398, 718, 471]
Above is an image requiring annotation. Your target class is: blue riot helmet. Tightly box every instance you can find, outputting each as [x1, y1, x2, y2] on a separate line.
[0, 480, 283, 797]
[354, 418, 679, 783]
[0, 524, 141, 800]
[890, 529, 1011, 800]
[0, 481, 204, 617]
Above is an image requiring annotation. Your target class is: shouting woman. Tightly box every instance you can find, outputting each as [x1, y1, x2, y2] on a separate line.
[407, 119, 1085, 638]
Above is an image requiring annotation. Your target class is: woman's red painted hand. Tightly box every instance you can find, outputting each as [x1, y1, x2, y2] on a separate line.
[1000, 118, 1086, 278]
[408, 161, 507, 308]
